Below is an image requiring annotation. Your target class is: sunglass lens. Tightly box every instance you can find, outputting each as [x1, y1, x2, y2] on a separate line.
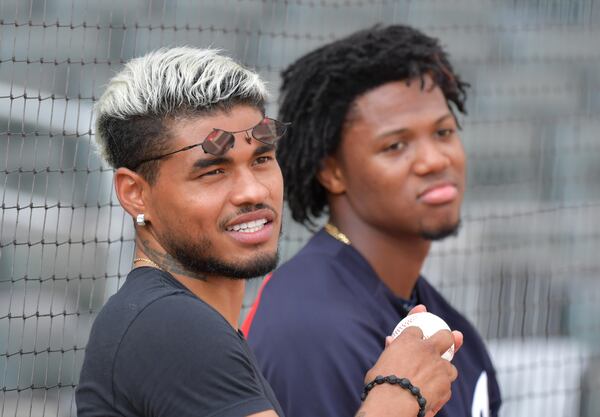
[202, 130, 234, 155]
[252, 119, 287, 144]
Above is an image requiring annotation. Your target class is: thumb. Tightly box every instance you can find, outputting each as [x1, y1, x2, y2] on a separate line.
[385, 336, 394, 348]
[408, 304, 427, 315]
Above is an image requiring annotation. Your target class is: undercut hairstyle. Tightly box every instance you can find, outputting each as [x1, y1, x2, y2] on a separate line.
[94, 46, 268, 183]
[277, 25, 469, 227]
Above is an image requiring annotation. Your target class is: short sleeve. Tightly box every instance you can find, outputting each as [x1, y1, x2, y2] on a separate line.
[114, 295, 275, 417]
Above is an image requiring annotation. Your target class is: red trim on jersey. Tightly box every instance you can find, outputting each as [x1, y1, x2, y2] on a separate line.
[241, 272, 274, 337]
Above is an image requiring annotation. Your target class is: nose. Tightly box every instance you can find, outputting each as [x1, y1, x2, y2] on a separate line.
[229, 167, 270, 207]
[412, 139, 451, 176]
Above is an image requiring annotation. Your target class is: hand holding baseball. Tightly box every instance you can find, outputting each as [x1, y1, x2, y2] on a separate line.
[391, 311, 456, 360]
[362, 305, 463, 417]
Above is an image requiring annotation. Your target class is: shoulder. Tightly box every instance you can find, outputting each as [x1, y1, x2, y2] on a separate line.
[264, 231, 363, 296]
[90, 268, 241, 371]
[114, 293, 257, 395]
[86, 268, 187, 346]
[113, 295, 275, 417]
[246, 235, 381, 338]
[123, 292, 241, 357]
[255, 249, 357, 325]
[249, 263, 377, 352]
[270, 250, 338, 287]
[97, 268, 187, 318]
[78, 269, 207, 414]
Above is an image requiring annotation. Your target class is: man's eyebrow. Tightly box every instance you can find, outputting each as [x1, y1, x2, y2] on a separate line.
[190, 144, 275, 170]
[376, 127, 409, 140]
[192, 156, 231, 170]
[434, 113, 454, 124]
[254, 144, 276, 156]
[376, 113, 455, 140]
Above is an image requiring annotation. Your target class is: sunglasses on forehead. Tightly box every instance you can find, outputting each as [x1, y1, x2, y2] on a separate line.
[131, 117, 290, 170]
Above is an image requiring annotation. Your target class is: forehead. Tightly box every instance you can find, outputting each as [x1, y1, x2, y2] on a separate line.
[349, 77, 450, 131]
[166, 105, 264, 149]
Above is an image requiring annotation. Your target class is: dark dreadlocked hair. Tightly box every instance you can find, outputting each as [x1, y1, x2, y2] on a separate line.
[277, 24, 469, 228]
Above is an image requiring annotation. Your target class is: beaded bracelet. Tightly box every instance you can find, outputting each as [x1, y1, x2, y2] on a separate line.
[361, 375, 427, 417]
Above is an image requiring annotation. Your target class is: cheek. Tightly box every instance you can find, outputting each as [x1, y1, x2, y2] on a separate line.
[267, 166, 284, 204]
[176, 187, 227, 229]
[347, 162, 412, 211]
[451, 146, 467, 183]
[451, 141, 466, 166]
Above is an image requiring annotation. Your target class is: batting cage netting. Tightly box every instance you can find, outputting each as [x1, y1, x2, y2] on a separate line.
[1, 0, 599, 416]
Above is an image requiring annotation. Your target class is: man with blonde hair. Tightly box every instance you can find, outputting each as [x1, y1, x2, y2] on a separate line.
[76, 46, 461, 417]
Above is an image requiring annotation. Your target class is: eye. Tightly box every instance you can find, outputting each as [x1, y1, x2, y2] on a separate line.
[383, 141, 406, 153]
[254, 155, 274, 165]
[436, 128, 455, 138]
[200, 168, 225, 178]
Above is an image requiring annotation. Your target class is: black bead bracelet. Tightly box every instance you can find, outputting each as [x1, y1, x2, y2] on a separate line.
[361, 375, 427, 417]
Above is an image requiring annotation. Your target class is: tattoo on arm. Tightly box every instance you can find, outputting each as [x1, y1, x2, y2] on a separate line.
[138, 238, 209, 281]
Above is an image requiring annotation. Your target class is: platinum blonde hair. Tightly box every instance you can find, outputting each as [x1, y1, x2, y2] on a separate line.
[94, 46, 268, 171]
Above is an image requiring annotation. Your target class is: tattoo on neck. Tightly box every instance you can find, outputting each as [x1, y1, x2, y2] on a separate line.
[138, 239, 209, 281]
[355, 413, 367, 417]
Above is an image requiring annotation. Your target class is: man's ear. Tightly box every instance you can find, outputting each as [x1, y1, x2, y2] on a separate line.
[317, 155, 346, 195]
[114, 167, 151, 221]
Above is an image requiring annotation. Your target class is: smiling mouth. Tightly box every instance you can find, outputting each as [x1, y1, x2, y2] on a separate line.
[226, 218, 268, 233]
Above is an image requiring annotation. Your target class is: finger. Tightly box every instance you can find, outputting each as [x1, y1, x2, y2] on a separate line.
[452, 330, 463, 353]
[407, 304, 427, 315]
[385, 336, 394, 348]
[394, 325, 424, 341]
[427, 329, 454, 356]
[448, 363, 458, 382]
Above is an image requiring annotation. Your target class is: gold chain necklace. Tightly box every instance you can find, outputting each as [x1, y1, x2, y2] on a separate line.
[324, 223, 351, 245]
[133, 257, 162, 270]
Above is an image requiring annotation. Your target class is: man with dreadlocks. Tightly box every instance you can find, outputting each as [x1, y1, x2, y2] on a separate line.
[243, 25, 502, 417]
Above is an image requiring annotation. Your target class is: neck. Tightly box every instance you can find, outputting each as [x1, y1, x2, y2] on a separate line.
[329, 213, 430, 299]
[133, 237, 244, 329]
[176, 274, 246, 329]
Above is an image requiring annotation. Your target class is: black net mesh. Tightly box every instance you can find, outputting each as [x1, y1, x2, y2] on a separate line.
[1, 1, 599, 416]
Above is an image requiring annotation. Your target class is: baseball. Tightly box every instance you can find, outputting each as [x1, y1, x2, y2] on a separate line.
[391, 312, 455, 361]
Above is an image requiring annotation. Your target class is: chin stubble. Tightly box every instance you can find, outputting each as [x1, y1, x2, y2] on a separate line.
[155, 216, 282, 280]
[420, 220, 461, 241]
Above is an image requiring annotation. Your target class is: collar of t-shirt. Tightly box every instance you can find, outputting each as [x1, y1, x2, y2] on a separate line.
[316, 229, 420, 316]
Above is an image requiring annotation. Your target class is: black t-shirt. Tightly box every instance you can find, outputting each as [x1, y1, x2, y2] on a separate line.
[77, 267, 283, 417]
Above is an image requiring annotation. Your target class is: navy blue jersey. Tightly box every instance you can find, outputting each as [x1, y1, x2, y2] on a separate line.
[245, 230, 501, 417]
[77, 267, 284, 417]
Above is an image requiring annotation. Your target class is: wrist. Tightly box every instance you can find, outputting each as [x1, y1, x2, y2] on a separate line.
[358, 384, 419, 417]
[361, 375, 427, 417]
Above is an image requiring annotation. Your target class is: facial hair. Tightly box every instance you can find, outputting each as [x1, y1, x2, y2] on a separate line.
[420, 220, 461, 241]
[159, 228, 279, 280]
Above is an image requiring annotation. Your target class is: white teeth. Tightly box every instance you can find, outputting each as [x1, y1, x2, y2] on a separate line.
[227, 218, 268, 232]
